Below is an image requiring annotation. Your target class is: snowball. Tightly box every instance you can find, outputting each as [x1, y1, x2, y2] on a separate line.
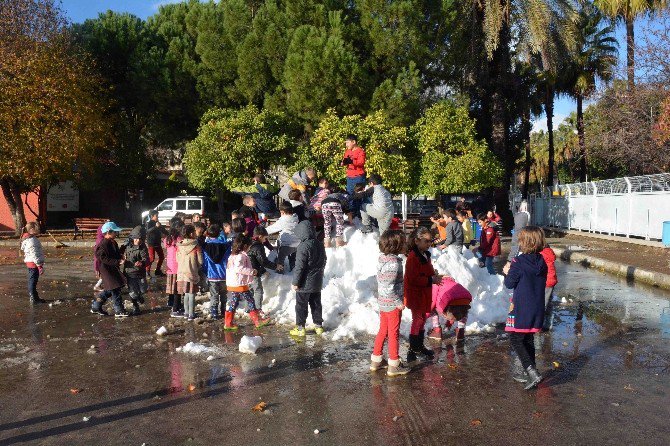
[155, 326, 168, 336]
[239, 335, 263, 355]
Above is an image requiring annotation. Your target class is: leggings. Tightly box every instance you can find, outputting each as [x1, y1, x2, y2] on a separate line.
[322, 202, 344, 239]
[410, 309, 427, 336]
[227, 290, 256, 313]
[509, 332, 536, 369]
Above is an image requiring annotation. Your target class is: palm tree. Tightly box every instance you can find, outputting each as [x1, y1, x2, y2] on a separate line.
[594, 0, 668, 90]
[567, 2, 618, 181]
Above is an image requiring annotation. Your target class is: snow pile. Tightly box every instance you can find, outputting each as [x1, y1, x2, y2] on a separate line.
[261, 228, 510, 340]
[238, 335, 263, 354]
[176, 342, 222, 357]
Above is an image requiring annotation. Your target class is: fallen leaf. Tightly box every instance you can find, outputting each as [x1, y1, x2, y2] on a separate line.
[70, 388, 81, 394]
[552, 361, 560, 368]
[470, 419, 482, 426]
[448, 364, 457, 369]
[624, 384, 634, 391]
[253, 402, 267, 412]
[532, 411, 544, 419]
[187, 384, 196, 392]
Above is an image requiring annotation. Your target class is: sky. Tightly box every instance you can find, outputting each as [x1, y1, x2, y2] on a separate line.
[59, 0, 658, 133]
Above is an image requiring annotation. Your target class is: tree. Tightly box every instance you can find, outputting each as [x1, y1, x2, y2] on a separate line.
[594, 0, 668, 90]
[412, 102, 503, 195]
[370, 62, 423, 127]
[183, 106, 300, 191]
[0, 0, 112, 234]
[566, 2, 618, 181]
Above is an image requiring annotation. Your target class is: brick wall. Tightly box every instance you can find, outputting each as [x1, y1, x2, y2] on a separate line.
[0, 192, 39, 232]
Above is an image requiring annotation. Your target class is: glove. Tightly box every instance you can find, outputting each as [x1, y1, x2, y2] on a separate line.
[38, 266, 44, 275]
[342, 157, 353, 165]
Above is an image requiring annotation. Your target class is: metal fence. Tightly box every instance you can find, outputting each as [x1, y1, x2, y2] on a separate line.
[529, 173, 670, 241]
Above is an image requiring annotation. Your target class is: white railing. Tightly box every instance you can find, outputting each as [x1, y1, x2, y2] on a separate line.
[529, 173, 670, 241]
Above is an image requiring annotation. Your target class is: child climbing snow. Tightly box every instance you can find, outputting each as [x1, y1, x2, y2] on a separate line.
[266, 202, 300, 272]
[21, 222, 46, 304]
[371, 230, 410, 376]
[176, 225, 203, 321]
[432, 277, 472, 343]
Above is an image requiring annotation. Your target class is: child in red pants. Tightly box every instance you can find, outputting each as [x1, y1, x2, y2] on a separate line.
[371, 230, 410, 376]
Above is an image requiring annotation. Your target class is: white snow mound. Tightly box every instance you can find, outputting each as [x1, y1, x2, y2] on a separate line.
[261, 229, 511, 340]
[238, 335, 263, 354]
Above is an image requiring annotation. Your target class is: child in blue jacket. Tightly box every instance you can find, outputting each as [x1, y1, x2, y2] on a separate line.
[503, 226, 548, 390]
[203, 224, 231, 319]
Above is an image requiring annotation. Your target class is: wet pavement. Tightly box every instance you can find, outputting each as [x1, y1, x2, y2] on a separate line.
[1, 249, 670, 445]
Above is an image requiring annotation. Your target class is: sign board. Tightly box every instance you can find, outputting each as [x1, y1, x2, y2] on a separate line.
[47, 181, 79, 212]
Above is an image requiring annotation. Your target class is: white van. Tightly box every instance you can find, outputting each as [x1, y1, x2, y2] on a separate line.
[141, 196, 213, 225]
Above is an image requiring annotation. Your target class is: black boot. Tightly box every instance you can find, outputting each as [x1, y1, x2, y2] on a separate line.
[30, 294, 46, 304]
[418, 331, 435, 358]
[131, 299, 141, 315]
[407, 335, 418, 362]
[524, 366, 543, 390]
[512, 357, 527, 383]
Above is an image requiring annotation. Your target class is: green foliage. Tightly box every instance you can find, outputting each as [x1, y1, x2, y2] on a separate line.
[304, 109, 417, 192]
[412, 102, 503, 194]
[370, 62, 422, 127]
[183, 105, 300, 190]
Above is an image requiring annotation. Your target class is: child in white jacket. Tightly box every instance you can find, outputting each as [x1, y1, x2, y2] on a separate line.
[266, 202, 300, 272]
[20, 222, 46, 304]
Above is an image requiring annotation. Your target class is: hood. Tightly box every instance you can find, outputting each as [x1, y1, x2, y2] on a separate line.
[204, 238, 229, 263]
[129, 225, 145, 240]
[514, 253, 547, 277]
[294, 220, 316, 242]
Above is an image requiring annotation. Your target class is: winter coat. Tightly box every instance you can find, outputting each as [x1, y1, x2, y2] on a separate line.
[94, 225, 104, 273]
[176, 239, 202, 284]
[266, 213, 300, 247]
[403, 247, 435, 314]
[123, 242, 149, 279]
[507, 211, 530, 261]
[164, 236, 180, 275]
[479, 225, 501, 257]
[540, 246, 558, 287]
[233, 183, 279, 215]
[309, 187, 331, 210]
[203, 237, 231, 281]
[342, 147, 366, 178]
[21, 235, 45, 266]
[290, 200, 307, 222]
[95, 238, 125, 290]
[504, 253, 547, 333]
[226, 251, 256, 291]
[444, 220, 464, 248]
[248, 240, 276, 276]
[353, 184, 393, 214]
[146, 220, 167, 247]
[433, 278, 472, 315]
[292, 220, 327, 293]
[377, 254, 404, 312]
[279, 170, 312, 202]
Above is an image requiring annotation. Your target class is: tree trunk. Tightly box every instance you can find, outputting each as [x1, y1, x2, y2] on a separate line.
[546, 85, 555, 190]
[0, 178, 27, 236]
[626, 16, 635, 90]
[577, 94, 587, 182]
[522, 107, 532, 199]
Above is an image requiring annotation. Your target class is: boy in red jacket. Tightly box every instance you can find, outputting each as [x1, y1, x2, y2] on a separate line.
[540, 243, 558, 330]
[475, 213, 500, 275]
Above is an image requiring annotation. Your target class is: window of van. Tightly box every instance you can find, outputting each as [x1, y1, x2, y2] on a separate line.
[158, 200, 173, 211]
[176, 199, 187, 211]
[187, 199, 201, 210]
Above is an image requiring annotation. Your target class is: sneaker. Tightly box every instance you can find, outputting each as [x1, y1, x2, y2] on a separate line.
[115, 311, 130, 318]
[170, 311, 182, 318]
[314, 325, 324, 336]
[90, 308, 109, 316]
[370, 357, 388, 371]
[289, 326, 306, 337]
[387, 360, 410, 376]
[187, 316, 195, 322]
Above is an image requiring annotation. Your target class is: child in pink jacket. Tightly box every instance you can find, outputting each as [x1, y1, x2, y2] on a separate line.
[165, 224, 183, 317]
[429, 277, 472, 342]
[224, 234, 270, 330]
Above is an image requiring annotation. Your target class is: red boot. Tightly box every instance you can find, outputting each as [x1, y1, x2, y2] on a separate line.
[249, 310, 271, 328]
[224, 311, 238, 330]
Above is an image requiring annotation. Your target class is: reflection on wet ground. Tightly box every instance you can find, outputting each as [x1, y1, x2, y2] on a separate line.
[0, 250, 669, 445]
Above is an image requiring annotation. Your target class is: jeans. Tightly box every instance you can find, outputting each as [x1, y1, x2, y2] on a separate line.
[509, 332, 536, 369]
[27, 267, 39, 298]
[250, 276, 264, 311]
[208, 281, 226, 315]
[126, 277, 144, 301]
[92, 287, 123, 314]
[346, 175, 366, 216]
[295, 292, 323, 327]
[183, 293, 195, 318]
[484, 256, 496, 275]
[147, 245, 164, 273]
[373, 308, 401, 360]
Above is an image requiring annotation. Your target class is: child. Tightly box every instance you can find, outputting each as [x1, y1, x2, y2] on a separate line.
[503, 226, 548, 390]
[540, 242, 558, 331]
[475, 213, 500, 275]
[123, 225, 149, 315]
[203, 224, 230, 320]
[433, 277, 472, 342]
[309, 178, 331, 212]
[458, 210, 474, 247]
[371, 230, 410, 376]
[91, 221, 127, 317]
[233, 174, 279, 218]
[165, 223, 183, 317]
[404, 227, 442, 361]
[93, 223, 105, 292]
[430, 211, 447, 244]
[176, 225, 203, 321]
[193, 221, 209, 293]
[145, 210, 167, 277]
[290, 220, 327, 337]
[231, 217, 247, 237]
[266, 202, 300, 272]
[239, 195, 260, 235]
[487, 209, 502, 228]
[222, 222, 232, 240]
[438, 209, 464, 254]
[248, 226, 282, 316]
[21, 222, 46, 304]
[321, 191, 347, 248]
[353, 174, 394, 235]
[224, 234, 270, 329]
[288, 189, 307, 222]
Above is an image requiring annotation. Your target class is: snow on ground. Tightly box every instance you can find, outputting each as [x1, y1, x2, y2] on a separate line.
[260, 228, 510, 340]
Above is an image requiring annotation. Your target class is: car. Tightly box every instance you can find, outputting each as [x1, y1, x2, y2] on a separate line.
[141, 196, 216, 225]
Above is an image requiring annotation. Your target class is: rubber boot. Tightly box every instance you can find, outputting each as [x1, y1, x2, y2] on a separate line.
[335, 237, 346, 247]
[223, 311, 238, 330]
[324, 238, 332, 248]
[249, 309, 270, 328]
[524, 366, 543, 390]
[512, 357, 528, 383]
[418, 331, 435, 358]
[406, 335, 418, 362]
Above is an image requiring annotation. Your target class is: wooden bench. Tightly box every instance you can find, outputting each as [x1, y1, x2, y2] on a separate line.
[73, 218, 109, 240]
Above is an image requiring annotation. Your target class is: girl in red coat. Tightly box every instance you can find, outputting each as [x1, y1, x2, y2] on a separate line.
[404, 227, 443, 362]
[540, 243, 558, 330]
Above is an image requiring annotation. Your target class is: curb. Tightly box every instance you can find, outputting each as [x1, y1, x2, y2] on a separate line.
[553, 246, 670, 291]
